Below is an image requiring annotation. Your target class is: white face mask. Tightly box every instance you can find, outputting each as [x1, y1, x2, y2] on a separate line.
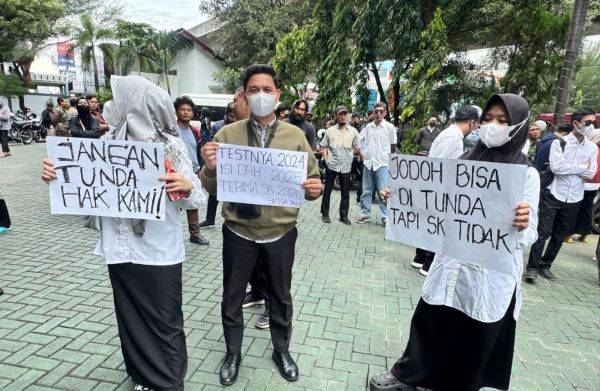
[479, 117, 528, 148]
[247, 92, 277, 117]
[582, 124, 594, 138]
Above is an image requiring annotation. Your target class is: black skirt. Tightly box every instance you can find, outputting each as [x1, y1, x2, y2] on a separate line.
[108, 263, 187, 391]
[392, 294, 516, 391]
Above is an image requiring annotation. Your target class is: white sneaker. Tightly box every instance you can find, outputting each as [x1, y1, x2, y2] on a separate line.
[411, 261, 423, 269]
[419, 268, 429, 277]
[134, 385, 153, 391]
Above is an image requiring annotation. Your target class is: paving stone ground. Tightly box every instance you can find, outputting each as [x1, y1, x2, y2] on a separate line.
[0, 142, 598, 391]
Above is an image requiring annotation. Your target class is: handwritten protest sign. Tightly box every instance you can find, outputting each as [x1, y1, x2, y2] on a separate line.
[385, 154, 527, 275]
[216, 144, 308, 208]
[47, 137, 166, 220]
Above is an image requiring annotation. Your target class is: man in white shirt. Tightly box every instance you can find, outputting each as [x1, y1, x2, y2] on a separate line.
[411, 106, 480, 276]
[526, 107, 598, 282]
[355, 102, 397, 225]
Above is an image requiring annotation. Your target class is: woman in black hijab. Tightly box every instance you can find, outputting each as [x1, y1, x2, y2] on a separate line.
[370, 94, 540, 391]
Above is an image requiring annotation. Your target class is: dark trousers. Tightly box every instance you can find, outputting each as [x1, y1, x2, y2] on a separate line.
[569, 189, 597, 235]
[108, 263, 186, 391]
[205, 194, 219, 224]
[321, 167, 350, 218]
[0, 199, 10, 228]
[527, 189, 580, 271]
[222, 226, 297, 353]
[353, 158, 364, 199]
[0, 129, 9, 152]
[249, 261, 268, 301]
[414, 248, 435, 271]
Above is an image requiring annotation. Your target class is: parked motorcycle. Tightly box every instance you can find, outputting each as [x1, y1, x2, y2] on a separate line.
[8, 113, 35, 145]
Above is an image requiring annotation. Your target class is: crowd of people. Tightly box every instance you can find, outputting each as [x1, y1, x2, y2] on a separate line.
[17, 60, 597, 391]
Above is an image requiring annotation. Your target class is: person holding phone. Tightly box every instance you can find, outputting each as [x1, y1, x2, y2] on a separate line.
[42, 76, 206, 391]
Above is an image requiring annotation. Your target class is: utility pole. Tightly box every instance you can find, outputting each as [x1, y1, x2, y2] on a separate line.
[553, 0, 590, 126]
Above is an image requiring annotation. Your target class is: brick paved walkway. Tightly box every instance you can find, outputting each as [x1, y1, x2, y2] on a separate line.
[0, 143, 598, 391]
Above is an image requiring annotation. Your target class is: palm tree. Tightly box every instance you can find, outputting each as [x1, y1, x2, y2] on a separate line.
[73, 14, 116, 92]
[116, 21, 155, 75]
[145, 30, 191, 95]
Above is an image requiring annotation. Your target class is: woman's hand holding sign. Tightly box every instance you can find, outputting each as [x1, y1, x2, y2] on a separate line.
[513, 202, 530, 231]
[201, 142, 219, 170]
[160, 172, 193, 194]
[42, 159, 57, 183]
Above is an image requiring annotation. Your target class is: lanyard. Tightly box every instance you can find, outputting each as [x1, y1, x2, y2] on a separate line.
[246, 119, 278, 148]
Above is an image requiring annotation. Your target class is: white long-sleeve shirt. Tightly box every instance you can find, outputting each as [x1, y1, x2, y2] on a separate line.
[422, 166, 540, 323]
[428, 124, 464, 159]
[548, 133, 598, 203]
[94, 141, 206, 265]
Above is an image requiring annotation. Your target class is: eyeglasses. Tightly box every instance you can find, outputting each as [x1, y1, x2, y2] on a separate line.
[583, 120, 597, 127]
[374, 110, 385, 114]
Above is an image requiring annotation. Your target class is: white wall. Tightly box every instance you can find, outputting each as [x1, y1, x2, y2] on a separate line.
[170, 47, 225, 97]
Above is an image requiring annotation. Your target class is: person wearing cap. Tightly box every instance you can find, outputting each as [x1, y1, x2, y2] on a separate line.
[320, 105, 360, 225]
[410, 105, 480, 276]
[522, 120, 546, 160]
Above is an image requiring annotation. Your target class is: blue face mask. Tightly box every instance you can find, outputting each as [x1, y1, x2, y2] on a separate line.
[464, 128, 480, 146]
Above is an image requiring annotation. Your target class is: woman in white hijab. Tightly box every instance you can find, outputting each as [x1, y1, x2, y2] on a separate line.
[42, 76, 206, 391]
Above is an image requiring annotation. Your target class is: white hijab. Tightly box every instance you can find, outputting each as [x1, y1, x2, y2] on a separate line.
[103, 75, 180, 141]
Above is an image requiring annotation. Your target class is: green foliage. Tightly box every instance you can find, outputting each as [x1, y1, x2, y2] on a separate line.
[144, 30, 192, 94]
[73, 14, 117, 92]
[0, 74, 28, 97]
[199, 0, 313, 70]
[116, 21, 156, 74]
[212, 68, 242, 93]
[400, 8, 449, 122]
[96, 88, 113, 103]
[0, 0, 67, 62]
[485, 1, 570, 110]
[400, 129, 419, 155]
[569, 42, 600, 110]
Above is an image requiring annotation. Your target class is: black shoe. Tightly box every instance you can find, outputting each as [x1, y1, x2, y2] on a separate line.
[322, 215, 331, 223]
[198, 220, 215, 228]
[220, 353, 241, 386]
[242, 291, 265, 308]
[0, 287, 3, 295]
[524, 270, 537, 283]
[190, 234, 209, 245]
[272, 351, 299, 381]
[370, 371, 416, 390]
[255, 309, 270, 329]
[539, 268, 556, 281]
[340, 217, 351, 225]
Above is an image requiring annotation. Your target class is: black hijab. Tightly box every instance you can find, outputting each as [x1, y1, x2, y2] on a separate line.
[461, 93, 530, 166]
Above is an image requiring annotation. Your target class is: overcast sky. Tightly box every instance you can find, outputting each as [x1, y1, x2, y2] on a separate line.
[122, 0, 208, 31]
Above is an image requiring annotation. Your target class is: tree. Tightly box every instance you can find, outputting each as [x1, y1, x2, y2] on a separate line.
[211, 68, 242, 93]
[569, 42, 600, 110]
[553, 0, 590, 125]
[116, 21, 156, 75]
[199, 0, 314, 93]
[73, 14, 117, 92]
[144, 31, 192, 95]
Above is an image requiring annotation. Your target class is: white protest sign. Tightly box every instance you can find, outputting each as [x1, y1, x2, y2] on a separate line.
[385, 154, 527, 275]
[47, 137, 166, 220]
[216, 144, 308, 208]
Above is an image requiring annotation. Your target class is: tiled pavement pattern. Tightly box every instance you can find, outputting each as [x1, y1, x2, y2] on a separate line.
[0, 142, 598, 391]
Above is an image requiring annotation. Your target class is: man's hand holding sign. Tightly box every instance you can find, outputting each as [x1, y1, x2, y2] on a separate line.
[383, 154, 529, 275]
[201, 141, 322, 203]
